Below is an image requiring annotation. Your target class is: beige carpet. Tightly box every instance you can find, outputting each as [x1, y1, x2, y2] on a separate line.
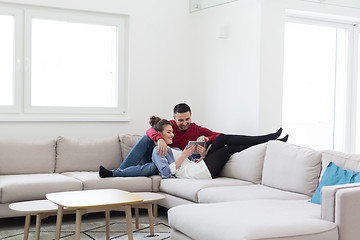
[0, 209, 171, 240]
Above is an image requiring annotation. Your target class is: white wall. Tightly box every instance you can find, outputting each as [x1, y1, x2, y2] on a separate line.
[0, 0, 201, 139]
[188, 0, 262, 134]
[190, 0, 360, 136]
[258, 0, 285, 133]
[2, 0, 360, 140]
[186, 0, 285, 135]
[0, 0, 268, 139]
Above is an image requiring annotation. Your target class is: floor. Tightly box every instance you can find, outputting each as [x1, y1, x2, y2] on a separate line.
[0, 206, 171, 240]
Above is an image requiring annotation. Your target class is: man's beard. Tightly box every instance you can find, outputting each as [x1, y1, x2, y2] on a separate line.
[179, 124, 190, 130]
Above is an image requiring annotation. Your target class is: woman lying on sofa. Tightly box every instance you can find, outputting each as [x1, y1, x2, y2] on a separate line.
[148, 116, 288, 179]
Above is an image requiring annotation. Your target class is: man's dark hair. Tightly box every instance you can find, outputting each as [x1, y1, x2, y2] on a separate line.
[173, 103, 191, 116]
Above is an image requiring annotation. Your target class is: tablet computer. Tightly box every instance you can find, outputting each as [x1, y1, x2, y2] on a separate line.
[188, 141, 205, 155]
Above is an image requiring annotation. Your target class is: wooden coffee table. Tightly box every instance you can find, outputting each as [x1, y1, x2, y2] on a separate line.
[46, 189, 143, 240]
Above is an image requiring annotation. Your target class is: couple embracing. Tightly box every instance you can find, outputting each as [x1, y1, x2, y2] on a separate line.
[99, 103, 287, 179]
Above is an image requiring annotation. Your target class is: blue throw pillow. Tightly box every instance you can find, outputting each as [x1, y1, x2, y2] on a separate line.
[309, 162, 360, 204]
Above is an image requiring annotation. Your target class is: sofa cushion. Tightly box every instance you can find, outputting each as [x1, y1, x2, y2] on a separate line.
[262, 141, 321, 197]
[0, 174, 82, 203]
[168, 200, 338, 240]
[320, 150, 360, 180]
[119, 134, 141, 160]
[0, 139, 56, 175]
[61, 172, 153, 192]
[310, 162, 360, 204]
[198, 184, 310, 203]
[55, 136, 122, 173]
[160, 177, 252, 202]
[219, 142, 267, 184]
[157, 193, 195, 209]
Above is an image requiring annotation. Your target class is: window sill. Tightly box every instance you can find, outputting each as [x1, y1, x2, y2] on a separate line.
[0, 114, 130, 122]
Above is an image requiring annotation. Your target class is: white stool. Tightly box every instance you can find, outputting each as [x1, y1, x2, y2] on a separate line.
[131, 192, 165, 236]
[9, 199, 73, 240]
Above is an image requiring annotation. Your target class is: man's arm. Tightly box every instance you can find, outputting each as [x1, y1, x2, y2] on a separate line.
[146, 128, 163, 142]
[196, 125, 220, 144]
[146, 127, 168, 156]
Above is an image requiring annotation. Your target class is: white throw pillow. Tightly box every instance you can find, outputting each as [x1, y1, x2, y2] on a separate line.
[219, 143, 267, 184]
[262, 141, 321, 197]
[55, 136, 122, 173]
[119, 134, 142, 160]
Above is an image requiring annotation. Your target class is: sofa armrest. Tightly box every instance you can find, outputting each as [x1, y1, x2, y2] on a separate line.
[150, 175, 162, 192]
[321, 183, 360, 240]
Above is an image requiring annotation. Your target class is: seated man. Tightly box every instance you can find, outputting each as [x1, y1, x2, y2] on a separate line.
[99, 103, 220, 177]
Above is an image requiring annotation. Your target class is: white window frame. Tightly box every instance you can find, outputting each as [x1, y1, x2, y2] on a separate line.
[0, 6, 22, 114]
[353, 25, 360, 153]
[0, 4, 129, 121]
[283, 14, 359, 152]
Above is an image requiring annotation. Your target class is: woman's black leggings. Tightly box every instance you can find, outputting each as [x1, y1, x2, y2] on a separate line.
[204, 131, 280, 178]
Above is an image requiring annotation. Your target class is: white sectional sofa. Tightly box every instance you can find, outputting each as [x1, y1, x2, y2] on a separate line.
[1, 134, 360, 240]
[166, 141, 360, 240]
[0, 134, 151, 218]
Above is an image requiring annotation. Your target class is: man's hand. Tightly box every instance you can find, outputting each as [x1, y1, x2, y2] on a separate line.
[197, 136, 209, 142]
[196, 145, 206, 157]
[157, 139, 168, 156]
[195, 145, 206, 163]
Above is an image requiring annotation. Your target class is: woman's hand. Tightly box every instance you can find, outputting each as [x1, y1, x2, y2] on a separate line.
[197, 136, 209, 142]
[182, 144, 196, 158]
[175, 145, 195, 170]
[157, 139, 168, 156]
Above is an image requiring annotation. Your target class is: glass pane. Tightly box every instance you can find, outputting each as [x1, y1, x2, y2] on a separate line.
[0, 15, 14, 106]
[283, 21, 347, 150]
[31, 19, 117, 108]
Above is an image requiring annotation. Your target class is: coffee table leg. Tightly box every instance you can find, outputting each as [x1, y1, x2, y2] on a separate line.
[55, 206, 63, 240]
[23, 214, 31, 240]
[105, 210, 110, 240]
[125, 205, 133, 240]
[134, 207, 139, 229]
[153, 203, 158, 217]
[75, 209, 83, 240]
[146, 204, 155, 236]
[35, 214, 42, 240]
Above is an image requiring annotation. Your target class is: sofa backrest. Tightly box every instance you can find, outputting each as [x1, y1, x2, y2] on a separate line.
[55, 136, 122, 173]
[261, 141, 322, 197]
[119, 134, 142, 160]
[0, 139, 56, 175]
[219, 142, 267, 184]
[320, 150, 360, 180]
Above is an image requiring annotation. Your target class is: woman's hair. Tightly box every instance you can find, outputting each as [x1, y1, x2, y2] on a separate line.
[149, 116, 171, 132]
